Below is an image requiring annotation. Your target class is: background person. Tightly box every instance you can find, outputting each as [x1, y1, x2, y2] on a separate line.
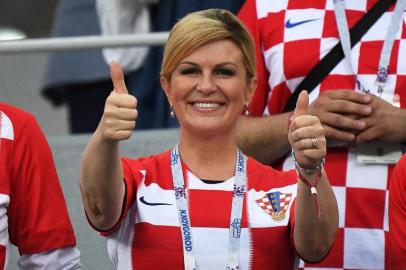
[79, 9, 338, 269]
[237, 0, 406, 269]
[389, 154, 406, 269]
[42, 0, 112, 134]
[0, 102, 81, 269]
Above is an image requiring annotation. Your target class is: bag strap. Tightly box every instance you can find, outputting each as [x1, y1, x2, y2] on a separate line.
[283, 0, 396, 112]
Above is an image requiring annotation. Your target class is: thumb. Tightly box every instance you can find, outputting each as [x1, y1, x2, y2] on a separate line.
[294, 90, 309, 118]
[110, 61, 129, 94]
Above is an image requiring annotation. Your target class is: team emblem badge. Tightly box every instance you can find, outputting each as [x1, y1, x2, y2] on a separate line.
[256, 191, 292, 221]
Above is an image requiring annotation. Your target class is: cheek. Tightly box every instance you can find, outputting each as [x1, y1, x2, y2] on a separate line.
[225, 85, 248, 103]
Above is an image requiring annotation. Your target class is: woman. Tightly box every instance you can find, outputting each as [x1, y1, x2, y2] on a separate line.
[80, 9, 338, 269]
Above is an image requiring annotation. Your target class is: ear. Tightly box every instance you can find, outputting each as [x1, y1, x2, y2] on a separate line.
[244, 77, 257, 104]
[160, 76, 173, 105]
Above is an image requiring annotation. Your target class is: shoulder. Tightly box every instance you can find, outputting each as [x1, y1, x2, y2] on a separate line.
[247, 157, 297, 189]
[0, 103, 37, 141]
[122, 150, 174, 188]
[122, 150, 171, 170]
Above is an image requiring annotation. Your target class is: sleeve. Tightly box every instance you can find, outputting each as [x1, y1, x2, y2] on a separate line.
[7, 114, 78, 257]
[389, 155, 406, 269]
[238, 0, 270, 116]
[96, 0, 154, 71]
[18, 247, 81, 270]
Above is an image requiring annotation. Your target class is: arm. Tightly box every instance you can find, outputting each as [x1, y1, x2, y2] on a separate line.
[79, 62, 137, 230]
[237, 113, 291, 164]
[288, 91, 338, 261]
[237, 90, 373, 164]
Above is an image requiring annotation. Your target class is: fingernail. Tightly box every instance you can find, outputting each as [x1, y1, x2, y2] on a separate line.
[357, 121, 366, 129]
[348, 134, 356, 141]
[363, 106, 371, 114]
[363, 94, 371, 102]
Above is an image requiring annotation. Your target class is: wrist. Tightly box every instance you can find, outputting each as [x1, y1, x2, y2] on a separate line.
[291, 151, 325, 175]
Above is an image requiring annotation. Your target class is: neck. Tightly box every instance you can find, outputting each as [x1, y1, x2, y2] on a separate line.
[178, 128, 238, 181]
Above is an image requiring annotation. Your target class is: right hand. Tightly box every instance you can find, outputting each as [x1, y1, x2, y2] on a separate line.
[99, 61, 138, 141]
[289, 91, 326, 169]
[308, 90, 372, 142]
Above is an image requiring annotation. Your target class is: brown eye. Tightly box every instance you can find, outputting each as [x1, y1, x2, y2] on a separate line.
[180, 68, 200, 75]
[216, 68, 235, 76]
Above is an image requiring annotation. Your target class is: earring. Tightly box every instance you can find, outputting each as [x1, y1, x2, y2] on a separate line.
[244, 103, 249, 116]
[170, 104, 175, 118]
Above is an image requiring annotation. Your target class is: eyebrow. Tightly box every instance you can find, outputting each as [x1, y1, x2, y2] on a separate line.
[178, 61, 238, 68]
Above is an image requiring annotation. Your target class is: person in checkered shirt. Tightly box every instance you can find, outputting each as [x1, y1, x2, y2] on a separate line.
[389, 154, 406, 269]
[79, 9, 339, 269]
[237, 0, 406, 269]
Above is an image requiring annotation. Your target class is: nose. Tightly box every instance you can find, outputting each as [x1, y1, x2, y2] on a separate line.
[196, 73, 217, 94]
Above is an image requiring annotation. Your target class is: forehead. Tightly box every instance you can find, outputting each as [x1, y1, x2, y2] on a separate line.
[180, 39, 243, 65]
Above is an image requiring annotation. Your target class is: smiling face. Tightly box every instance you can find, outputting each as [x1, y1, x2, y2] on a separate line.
[161, 39, 256, 136]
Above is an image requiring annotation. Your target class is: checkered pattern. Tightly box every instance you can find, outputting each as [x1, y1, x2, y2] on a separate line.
[238, 0, 406, 268]
[104, 153, 299, 269]
[256, 192, 292, 216]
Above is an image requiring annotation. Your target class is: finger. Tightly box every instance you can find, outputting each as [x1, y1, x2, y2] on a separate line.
[324, 90, 371, 104]
[355, 127, 379, 143]
[294, 90, 309, 118]
[321, 112, 366, 131]
[294, 136, 326, 151]
[290, 125, 325, 142]
[290, 115, 320, 131]
[105, 119, 136, 132]
[107, 92, 137, 109]
[323, 125, 356, 142]
[115, 108, 138, 121]
[110, 61, 129, 94]
[321, 100, 372, 116]
[302, 148, 327, 161]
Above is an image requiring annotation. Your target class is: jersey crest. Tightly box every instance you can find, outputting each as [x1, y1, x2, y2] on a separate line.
[256, 191, 292, 221]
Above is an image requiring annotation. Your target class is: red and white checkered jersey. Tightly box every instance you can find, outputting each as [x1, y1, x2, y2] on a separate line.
[239, 0, 406, 269]
[96, 151, 301, 269]
[389, 154, 406, 269]
[0, 103, 79, 269]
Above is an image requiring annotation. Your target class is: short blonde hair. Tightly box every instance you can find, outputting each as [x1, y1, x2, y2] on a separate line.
[160, 9, 256, 82]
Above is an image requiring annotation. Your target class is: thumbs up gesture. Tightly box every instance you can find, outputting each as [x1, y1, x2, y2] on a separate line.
[288, 91, 326, 169]
[99, 61, 138, 141]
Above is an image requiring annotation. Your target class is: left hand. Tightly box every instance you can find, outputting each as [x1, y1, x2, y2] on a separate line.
[288, 91, 326, 169]
[356, 94, 406, 144]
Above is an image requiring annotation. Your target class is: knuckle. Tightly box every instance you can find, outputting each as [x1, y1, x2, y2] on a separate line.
[104, 118, 114, 127]
[104, 129, 115, 139]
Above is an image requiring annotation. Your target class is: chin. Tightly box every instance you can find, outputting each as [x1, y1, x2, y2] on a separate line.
[182, 121, 232, 136]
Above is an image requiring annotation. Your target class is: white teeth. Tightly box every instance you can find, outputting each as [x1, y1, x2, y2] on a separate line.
[194, 102, 219, 109]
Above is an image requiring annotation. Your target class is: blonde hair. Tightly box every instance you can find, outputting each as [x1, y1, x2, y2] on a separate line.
[160, 9, 256, 82]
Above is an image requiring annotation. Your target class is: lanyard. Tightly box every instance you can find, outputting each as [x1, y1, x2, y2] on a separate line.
[333, 0, 406, 93]
[170, 146, 247, 270]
